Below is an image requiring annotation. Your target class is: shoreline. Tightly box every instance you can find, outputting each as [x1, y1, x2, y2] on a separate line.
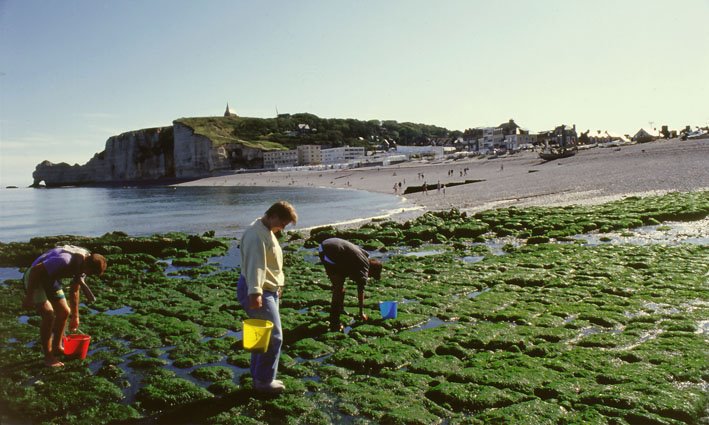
[178, 138, 709, 221]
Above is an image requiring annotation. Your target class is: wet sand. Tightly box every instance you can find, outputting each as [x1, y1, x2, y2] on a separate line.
[179, 139, 709, 217]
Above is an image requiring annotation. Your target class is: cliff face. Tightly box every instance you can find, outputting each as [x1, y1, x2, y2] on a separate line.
[32, 127, 174, 187]
[32, 123, 265, 187]
[173, 122, 263, 178]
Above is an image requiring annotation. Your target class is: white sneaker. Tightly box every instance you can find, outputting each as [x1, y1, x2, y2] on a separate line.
[254, 379, 285, 393]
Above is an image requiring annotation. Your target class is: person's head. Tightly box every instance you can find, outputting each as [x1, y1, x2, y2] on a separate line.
[263, 201, 298, 233]
[84, 253, 107, 276]
[368, 258, 382, 280]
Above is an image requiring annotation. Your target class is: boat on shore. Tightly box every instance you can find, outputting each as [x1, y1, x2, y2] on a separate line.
[539, 146, 577, 161]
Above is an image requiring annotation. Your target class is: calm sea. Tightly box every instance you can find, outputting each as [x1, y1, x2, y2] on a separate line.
[0, 186, 415, 243]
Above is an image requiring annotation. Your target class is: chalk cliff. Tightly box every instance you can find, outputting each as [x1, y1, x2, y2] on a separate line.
[32, 127, 173, 187]
[32, 122, 264, 187]
[172, 122, 263, 178]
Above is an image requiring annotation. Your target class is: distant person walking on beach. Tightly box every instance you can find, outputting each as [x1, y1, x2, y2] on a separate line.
[22, 245, 107, 367]
[237, 201, 298, 393]
[318, 238, 382, 332]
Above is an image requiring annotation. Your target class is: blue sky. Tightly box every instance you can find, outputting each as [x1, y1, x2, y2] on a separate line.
[1, 0, 707, 187]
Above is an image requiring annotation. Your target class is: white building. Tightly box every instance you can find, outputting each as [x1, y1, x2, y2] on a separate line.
[395, 145, 445, 159]
[321, 146, 366, 165]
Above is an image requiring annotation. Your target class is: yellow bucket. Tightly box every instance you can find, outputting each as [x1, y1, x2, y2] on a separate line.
[243, 319, 274, 353]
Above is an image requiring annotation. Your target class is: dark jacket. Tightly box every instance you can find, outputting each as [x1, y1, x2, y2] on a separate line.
[319, 238, 370, 288]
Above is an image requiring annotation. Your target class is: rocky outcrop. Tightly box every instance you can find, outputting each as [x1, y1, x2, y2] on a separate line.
[32, 123, 265, 187]
[32, 127, 174, 187]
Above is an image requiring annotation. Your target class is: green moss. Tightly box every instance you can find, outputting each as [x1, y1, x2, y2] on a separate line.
[291, 337, 335, 359]
[191, 366, 234, 382]
[1, 192, 707, 424]
[426, 381, 529, 411]
[330, 337, 422, 373]
[474, 399, 568, 424]
[137, 376, 213, 411]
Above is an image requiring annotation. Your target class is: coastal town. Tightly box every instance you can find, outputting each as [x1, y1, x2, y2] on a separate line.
[227, 102, 709, 172]
[28, 103, 709, 188]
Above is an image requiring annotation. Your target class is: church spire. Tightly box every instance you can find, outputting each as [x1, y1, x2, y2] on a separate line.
[224, 103, 237, 117]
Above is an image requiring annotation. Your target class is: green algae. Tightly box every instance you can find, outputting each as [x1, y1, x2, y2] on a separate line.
[0, 192, 707, 424]
[136, 374, 213, 411]
[191, 365, 234, 382]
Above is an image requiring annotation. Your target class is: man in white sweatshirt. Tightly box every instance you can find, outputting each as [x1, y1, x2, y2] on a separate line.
[237, 201, 298, 393]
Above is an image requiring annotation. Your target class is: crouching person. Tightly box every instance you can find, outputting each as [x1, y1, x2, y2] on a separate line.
[22, 246, 107, 367]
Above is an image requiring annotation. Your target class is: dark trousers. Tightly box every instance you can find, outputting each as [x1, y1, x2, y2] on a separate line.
[329, 277, 346, 330]
[320, 252, 346, 330]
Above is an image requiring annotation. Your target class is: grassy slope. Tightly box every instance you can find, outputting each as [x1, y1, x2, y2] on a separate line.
[175, 116, 289, 151]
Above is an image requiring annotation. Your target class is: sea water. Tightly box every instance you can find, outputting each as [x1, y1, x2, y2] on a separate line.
[0, 185, 415, 242]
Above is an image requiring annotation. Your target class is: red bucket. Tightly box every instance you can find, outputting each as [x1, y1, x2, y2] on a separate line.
[63, 334, 91, 359]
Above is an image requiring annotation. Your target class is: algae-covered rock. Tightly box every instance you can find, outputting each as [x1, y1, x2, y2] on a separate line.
[330, 337, 422, 372]
[426, 381, 529, 412]
[473, 398, 568, 424]
[137, 376, 213, 411]
[291, 337, 336, 359]
[191, 366, 234, 382]
[1, 192, 707, 424]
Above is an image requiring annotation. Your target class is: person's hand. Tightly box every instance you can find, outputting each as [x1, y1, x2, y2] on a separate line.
[248, 294, 263, 309]
[69, 316, 80, 331]
[359, 312, 369, 321]
[277, 287, 283, 299]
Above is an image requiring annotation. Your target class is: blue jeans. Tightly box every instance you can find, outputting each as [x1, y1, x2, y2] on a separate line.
[237, 275, 282, 383]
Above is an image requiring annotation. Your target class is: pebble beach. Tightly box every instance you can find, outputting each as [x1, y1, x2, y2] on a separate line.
[180, 138, 709, 217]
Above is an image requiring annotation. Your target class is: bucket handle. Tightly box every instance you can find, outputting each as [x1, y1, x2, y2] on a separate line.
[66, 328, 87, 336]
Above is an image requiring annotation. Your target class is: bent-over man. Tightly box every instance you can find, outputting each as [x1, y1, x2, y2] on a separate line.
[319, 238, 382, 332]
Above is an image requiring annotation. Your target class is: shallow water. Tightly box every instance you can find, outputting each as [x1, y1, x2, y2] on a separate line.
[0, 186, 412, 242]
[572, 219, 709, 246]
[0, 267, 22, 282]
[103, 306, 134, 316]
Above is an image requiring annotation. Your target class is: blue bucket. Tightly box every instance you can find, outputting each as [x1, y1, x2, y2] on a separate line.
[379, 301, 398, 319]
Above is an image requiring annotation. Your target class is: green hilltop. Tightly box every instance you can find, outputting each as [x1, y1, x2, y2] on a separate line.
[175, 113, 458, 151]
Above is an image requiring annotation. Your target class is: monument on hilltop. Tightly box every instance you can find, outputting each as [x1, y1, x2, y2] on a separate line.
[224, 103, 237, 117]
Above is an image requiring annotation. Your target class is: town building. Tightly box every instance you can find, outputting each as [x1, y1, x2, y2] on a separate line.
[321, 146, 366, 165]
[581, 130, 628, 145]
[263, 149, 298, 169]
[395, 145, 445, 159]
[536, 125, 577, 149]
[464, 119, 536, 153]
[297, 145, 322, 165]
